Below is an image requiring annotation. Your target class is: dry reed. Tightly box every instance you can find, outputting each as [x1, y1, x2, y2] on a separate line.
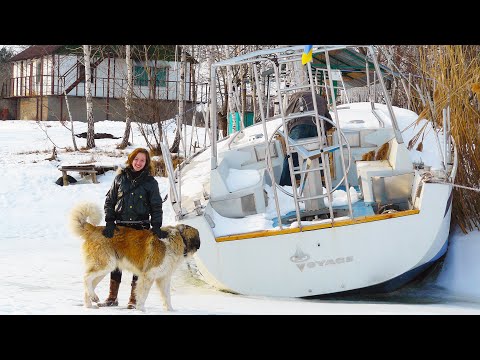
[417, 45, 480, 233]
[151, 154, 184, 177]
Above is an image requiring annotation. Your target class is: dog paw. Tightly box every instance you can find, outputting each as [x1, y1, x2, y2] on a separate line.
[90, 294, 99, 303]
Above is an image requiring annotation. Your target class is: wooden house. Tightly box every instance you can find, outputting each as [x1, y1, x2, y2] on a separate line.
[1, 45, 206, 122]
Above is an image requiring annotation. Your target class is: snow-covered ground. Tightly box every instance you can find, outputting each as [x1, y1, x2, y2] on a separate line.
[1, 116, 480, 315]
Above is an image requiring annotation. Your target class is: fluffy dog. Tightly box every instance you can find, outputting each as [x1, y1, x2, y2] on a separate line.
[69, 202, 200, 312]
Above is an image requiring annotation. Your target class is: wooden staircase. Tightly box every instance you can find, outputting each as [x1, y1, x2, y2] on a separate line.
[64, 56, 105, 95]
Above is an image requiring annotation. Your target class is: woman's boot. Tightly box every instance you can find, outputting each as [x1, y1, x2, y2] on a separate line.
[98, 279, 120, 307]
[127, 279, 137, 309]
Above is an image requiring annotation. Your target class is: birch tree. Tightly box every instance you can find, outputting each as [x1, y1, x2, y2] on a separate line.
[117, 45, 185, 154]
[169, 46, 185, 154]
[119, 44, 132, 149]
[0, 46, 15, 94]
[226, 46, 237, 134]
[203, 45, 214, 148]
[83, 45, 95, 148]
[63, 77, 79, 151]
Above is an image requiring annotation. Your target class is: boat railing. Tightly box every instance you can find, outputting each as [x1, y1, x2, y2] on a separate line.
[160, 125, 185, 220]
[250, 51, 356, 229]
[271, 122, 352, 200]
[204, 45, 414, 229]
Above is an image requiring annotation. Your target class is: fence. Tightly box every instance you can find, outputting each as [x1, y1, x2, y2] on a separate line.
[2, 75, 209, 103]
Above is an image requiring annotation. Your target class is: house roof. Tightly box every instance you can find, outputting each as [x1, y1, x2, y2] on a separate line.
[9, 45, 197, 63]
[10, 45, 64, 61]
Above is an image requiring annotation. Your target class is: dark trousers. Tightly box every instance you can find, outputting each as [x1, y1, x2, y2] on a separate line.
[279, 153, 301, 186]
[279, 124, 318, 186]
[110, 221, 150, 283]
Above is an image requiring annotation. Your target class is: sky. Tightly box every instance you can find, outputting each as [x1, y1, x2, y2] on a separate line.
[1, 112, 480, 315]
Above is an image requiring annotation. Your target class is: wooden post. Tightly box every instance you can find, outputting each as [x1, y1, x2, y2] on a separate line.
[62, 170, 69, 186]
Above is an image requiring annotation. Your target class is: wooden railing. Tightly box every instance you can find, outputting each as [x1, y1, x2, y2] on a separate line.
[2, 75, 209, 103]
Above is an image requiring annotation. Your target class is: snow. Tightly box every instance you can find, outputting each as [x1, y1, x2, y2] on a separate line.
[1, 112, 480, 315]
[226, 168, 261, 192]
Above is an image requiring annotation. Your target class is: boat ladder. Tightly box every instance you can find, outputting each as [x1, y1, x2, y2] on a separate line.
[272, 60, 339, 228]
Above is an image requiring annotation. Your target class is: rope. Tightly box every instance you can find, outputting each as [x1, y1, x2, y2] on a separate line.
[421, 172, 480, 192]
[438, 181, 480, 192]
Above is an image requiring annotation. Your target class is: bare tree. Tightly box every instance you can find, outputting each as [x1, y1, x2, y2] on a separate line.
[118, 44, 133, 149]
[83, 45, 95, 148]
[130, 45, 181, 153]
[169, 46, 186, 154]
[106, 45, 275, 156]
[0, 46, 15, 98]
[376, 45, 424, 112]
[226, 46, 237, 134]
[62, 77, 79, 151]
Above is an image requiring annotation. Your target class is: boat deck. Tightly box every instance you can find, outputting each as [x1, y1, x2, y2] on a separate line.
[272, 198, 376, 227]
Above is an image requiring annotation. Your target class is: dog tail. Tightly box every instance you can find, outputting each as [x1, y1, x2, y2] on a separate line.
[69, 202, 102, 238]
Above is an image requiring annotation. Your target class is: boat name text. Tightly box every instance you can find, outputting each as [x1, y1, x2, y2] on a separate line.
[294, 256, 354, 272]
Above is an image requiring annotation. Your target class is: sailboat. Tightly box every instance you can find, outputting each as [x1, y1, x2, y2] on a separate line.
[162, 45, 457, 297]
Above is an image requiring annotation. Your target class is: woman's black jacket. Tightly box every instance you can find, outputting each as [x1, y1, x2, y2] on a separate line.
[104, 167, 163, 227]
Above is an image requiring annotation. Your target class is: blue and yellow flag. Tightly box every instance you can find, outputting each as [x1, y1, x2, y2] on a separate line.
[301, 45, 313, 65]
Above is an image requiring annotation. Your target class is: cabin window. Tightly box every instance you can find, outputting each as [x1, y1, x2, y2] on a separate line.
[153, 67, 167, 87]
[36, 60, 42, 83]
[78, 62, 95, 83]
[134, 66, 167, 87]
[134, 66, 148, 86]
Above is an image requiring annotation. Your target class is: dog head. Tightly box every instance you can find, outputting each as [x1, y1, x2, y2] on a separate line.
[176, 224, 201, 256]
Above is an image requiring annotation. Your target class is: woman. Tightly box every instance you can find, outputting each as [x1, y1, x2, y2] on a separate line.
[99, 147, 164, 309]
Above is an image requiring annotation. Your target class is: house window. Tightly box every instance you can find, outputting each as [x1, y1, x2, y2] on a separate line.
[134, 66, 167, 87]
[36, 60, 42, 83]
[153, 67, 167, 87]
[79, 62, 95, 83]
[134, 66, 149, 86]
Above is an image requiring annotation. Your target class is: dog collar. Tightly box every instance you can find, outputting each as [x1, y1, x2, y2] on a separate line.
[179, 233, 188, 256]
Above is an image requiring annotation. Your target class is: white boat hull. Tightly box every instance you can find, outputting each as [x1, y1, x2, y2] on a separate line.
[182, 182, 452, 297]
